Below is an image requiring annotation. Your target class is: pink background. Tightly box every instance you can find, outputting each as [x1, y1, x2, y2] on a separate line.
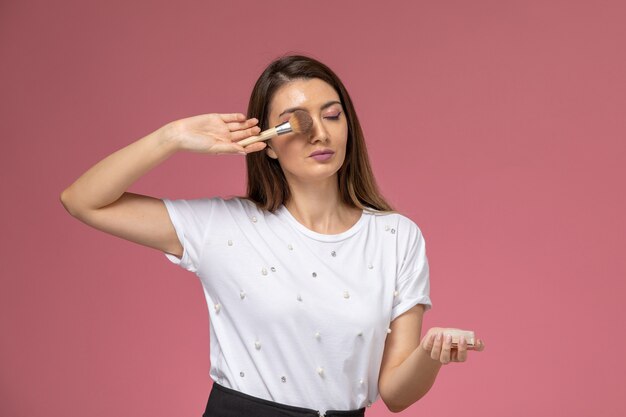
[1, 0, 624, 416]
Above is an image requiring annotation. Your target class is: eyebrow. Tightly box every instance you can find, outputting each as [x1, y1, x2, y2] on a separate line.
[278, 100, 342, 118]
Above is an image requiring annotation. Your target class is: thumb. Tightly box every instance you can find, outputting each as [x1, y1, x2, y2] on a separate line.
[420, 332, 435, 353]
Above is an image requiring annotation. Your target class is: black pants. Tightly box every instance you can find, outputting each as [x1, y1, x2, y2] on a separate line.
[203, 382, 366, 417]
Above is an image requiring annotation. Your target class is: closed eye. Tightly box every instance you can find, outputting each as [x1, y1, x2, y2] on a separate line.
[324, 111, 342, 120]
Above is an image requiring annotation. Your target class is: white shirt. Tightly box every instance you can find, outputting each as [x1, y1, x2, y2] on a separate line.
[161, 196, 432, 414]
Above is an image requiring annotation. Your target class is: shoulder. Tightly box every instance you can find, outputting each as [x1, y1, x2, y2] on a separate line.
[181, 195, 251, 211]
[365, 209, 423, 234]
[219, 196, 275, 221]
[222, 196, 261, 212]
[397, 213, 423, 234]
[162, 196, 240, 218]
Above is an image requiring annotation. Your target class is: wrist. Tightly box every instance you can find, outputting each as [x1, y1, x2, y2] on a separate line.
[152, 122, 181, 154]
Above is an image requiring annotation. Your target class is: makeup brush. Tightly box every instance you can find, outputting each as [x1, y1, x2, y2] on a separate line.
[238, 110, 313, 147]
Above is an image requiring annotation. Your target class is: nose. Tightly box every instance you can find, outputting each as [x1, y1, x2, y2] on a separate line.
[307, 115, 329, 143]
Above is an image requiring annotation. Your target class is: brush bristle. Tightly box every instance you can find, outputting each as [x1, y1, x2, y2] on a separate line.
[290, 110, 313, 134]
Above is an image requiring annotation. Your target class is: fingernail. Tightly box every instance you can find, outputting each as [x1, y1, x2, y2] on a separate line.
[446, 334, 452, 343]
[238, 151, 246, 155]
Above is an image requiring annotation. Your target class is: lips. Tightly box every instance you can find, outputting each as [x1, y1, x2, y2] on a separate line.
[309, 149, 334, 157]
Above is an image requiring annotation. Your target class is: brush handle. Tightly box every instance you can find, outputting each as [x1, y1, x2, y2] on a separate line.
[238, 127, 278, 147]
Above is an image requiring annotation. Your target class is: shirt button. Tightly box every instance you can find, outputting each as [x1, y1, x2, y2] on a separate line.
[281, 376, 287, 383]
[331, 250, 336, 257]
[227, 240, 233, 246]
[251, 216, 257, 223]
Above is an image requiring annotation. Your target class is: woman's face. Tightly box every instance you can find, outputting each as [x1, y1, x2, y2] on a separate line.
[265, 78, 348, 185]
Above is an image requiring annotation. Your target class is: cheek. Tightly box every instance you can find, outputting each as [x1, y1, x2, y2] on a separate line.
[335, 125, 349, 148]
[334, 118, 349, 135]
[270, 136, 295, 157]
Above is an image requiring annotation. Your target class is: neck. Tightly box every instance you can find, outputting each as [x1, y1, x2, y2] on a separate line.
[284, 175, 360, 234]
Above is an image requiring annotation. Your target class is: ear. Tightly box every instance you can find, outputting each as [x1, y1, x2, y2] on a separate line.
[266, 143, 278, 159]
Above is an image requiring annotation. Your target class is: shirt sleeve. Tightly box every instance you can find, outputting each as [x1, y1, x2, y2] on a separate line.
[161, 197, 213, 274]
[390, 218, 432, 321]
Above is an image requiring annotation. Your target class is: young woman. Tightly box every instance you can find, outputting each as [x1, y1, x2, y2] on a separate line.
[61, 54, 484, 417]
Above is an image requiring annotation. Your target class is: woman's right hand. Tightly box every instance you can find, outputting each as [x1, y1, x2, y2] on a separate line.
[167, 113, 265, 155]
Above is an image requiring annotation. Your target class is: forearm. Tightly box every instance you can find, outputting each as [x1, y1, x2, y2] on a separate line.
[60, 124, 179, 213]
[384, 347, 442, 412]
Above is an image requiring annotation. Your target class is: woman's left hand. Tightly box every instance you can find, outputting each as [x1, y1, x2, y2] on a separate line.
[420, 327, 485, 365]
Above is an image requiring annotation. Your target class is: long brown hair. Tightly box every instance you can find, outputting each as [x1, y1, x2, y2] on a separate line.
[236, 54, 395, 215]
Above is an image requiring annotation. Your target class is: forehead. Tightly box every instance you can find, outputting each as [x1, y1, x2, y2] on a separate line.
[270, 78, 340, 115]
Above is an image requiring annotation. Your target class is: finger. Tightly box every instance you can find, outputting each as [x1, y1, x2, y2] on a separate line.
[440, 333, 452, 364]
[226, 118, 259, 131]
[431, 332, 443, 361]
[233, 140, 267, 154]
[230, 126, 261, 142]
[207, 142, 243, 155]
[475, 339, 485, 351]
[219, 113, 247, 123]
[456, 336, 468, 362]
[241, 141, 267, 153]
